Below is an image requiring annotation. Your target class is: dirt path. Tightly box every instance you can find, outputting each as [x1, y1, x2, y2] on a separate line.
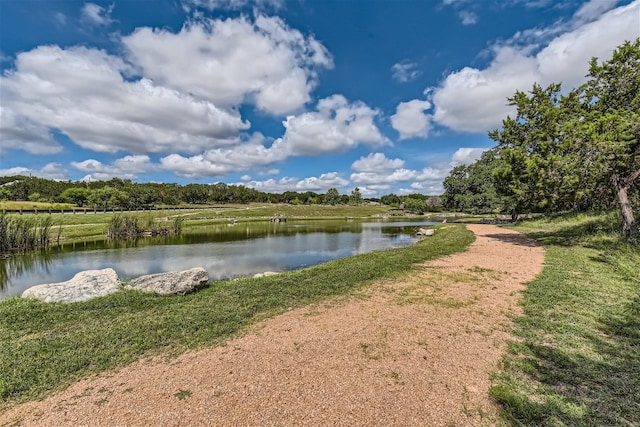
[1, 224, 544, 427]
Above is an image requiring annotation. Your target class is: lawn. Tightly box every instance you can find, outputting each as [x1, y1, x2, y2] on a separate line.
[491, 212, 640, 426]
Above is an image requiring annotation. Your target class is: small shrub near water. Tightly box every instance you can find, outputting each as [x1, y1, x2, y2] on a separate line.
[0, 213, 55, 254]
[107, 214, 183, 239]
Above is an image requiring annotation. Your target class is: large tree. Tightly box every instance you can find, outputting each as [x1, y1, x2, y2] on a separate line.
[489, 83, 586, 219]
[324, 188, 341, 205]
[442, 149, 504, 214]
[489, 39, 639, 233]
[578, 39, 640, 236]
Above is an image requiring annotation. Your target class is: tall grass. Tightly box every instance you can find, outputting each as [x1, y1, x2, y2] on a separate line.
[0, 214, 55, 253]
[107, 214, 181, 239]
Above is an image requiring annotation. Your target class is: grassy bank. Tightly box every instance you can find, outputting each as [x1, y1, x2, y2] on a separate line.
[491, 212, 640, 425]
[0, 224, 473, 410]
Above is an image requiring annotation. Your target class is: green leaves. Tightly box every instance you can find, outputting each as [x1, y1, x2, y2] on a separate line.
[444, 39, 639, 235]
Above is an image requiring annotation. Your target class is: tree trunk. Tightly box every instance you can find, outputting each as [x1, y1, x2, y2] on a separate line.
[611, 174, 637, 236]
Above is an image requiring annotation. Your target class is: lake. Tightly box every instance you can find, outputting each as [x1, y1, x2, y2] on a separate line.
[0, 218, 437, 299]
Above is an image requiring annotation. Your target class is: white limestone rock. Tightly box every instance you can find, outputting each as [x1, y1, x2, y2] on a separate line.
[21, 268, 120, 303]
[416, 228, 435, 236]
[126, 267, 208, 295]
[253, 271, 280, 278]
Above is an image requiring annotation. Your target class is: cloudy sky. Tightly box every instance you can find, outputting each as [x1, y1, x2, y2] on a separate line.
[1, 0, 638, 196]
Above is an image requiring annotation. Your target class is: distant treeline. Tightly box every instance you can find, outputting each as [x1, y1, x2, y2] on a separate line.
[0, 176, 443, 214]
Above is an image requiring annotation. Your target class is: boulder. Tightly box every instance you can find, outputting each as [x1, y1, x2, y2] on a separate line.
[21, 268, 120, 303]
[416, 228, 435, 236]
[126, 267, 208, 295]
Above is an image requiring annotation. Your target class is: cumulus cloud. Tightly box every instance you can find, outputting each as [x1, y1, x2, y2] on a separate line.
[351, 152, 404, 173]
[349, 151, 452, 195]
[271, 95, 388, 156]
[451, 147, 486, 165]
[159, 94, 388, 178]
[351, 168, 418, 186]
[0, 107, 63, 154]
[1, 46, 249, 154]
[390, 99, 432, 139]
[348, 149, 474, 196]
[72, 155, 157, 181]
[240, 172, 348, 193]
[122, 16, 332, 115]
[0, 163, 67, 180]
[1, 15, 333, 158]
[431, 0, 639, 133]
[391, 61, 421, 83]
[80, 3, 114, 26]
[573, 0, 620, 24]
[159, 133, 286, 178]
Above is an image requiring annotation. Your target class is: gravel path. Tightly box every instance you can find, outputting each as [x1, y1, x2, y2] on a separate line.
[1, 224, 544, 427]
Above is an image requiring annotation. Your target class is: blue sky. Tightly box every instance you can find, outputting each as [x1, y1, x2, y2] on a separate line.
[1, 0, 638, 196]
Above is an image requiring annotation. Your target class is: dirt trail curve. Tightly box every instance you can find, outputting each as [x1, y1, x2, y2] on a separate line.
[1, 224, 544, 427]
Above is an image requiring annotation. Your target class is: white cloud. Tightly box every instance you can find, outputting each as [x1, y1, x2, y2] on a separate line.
[351, 153, 404, 173]
[122, 16, 332, 115]
[442, 0, 480, 25]
[0, 106, 63, 154]
[240, 172, 348, 193]
[391, 61, 421, 83]
[80, 3, 114, 26]
[573, 0, 620, 24]
[159, 133, 286, 178]
[351, 169, 418, 186]
[431, 0, 639, 133]
[350, 148, 474, 196]
[159, 96, 388, 178]
[72, 155, 157, 181]
[182, 0, 283, 12]
[451, 147, 486, 165]
[2, 45, 248, 154]
[0, 163, 66, 180]
[0, 167, 31, 177]
[1, 15, 336, 158]
[271, 95, 388, 156]
[391, 99, 432, 139]
[459, 10, 478, 25]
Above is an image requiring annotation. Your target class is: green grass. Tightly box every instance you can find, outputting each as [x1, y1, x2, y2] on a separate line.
[176, 203, 396, 220]
[0, 224, 474, 410]
[491, 212, 640, 426]
[0, 201, 76, 211]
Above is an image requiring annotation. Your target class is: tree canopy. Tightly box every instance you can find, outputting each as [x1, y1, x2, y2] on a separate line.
[443, 39, 639, 236]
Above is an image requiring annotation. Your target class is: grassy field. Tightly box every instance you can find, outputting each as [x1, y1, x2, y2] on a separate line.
[0, 201, 76, 211]
[492, 212, 640, 426]
[0, 223, 474, 410]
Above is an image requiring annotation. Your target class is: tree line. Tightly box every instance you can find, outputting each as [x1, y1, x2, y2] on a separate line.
[0, 176, 442, 213]
[442, 40, 639, 237]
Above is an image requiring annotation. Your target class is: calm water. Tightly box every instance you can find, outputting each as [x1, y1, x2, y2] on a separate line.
[0, 218, 437, 299]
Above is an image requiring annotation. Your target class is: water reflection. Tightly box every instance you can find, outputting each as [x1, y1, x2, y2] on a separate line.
[0, 219, 436, 299]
